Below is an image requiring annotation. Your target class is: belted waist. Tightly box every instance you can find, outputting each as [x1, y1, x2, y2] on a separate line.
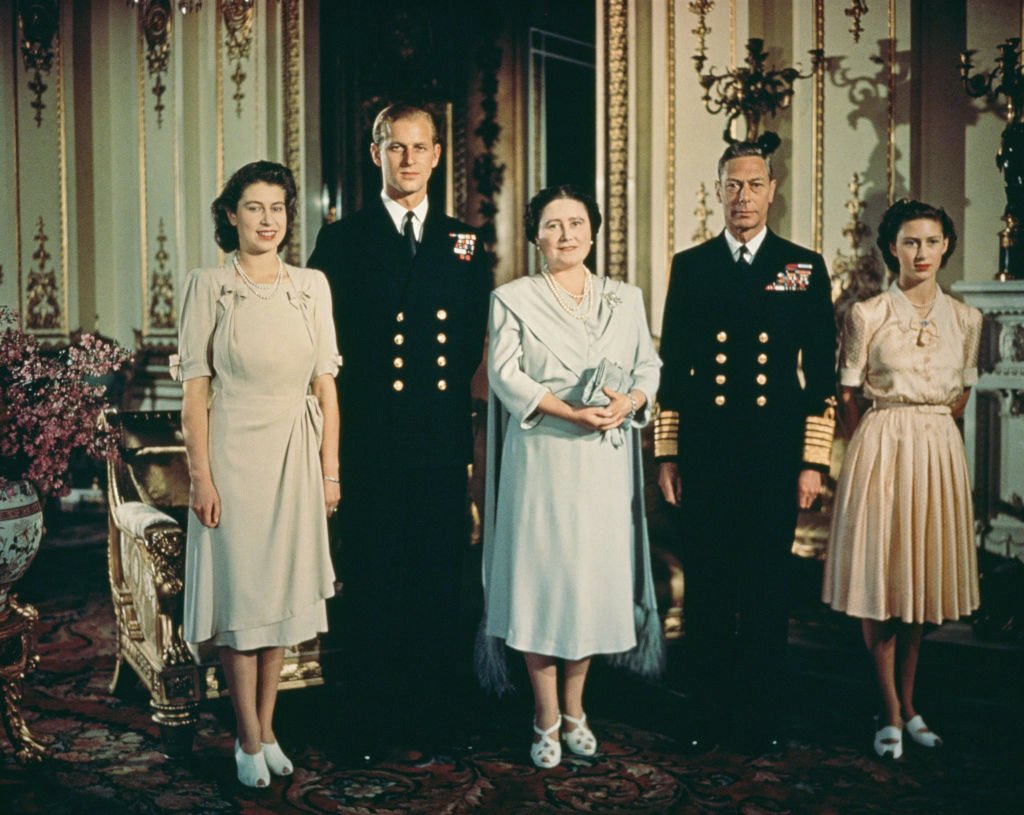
[872, 401, 951, 415]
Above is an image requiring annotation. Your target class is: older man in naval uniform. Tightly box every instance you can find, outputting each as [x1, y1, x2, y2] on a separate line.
[308, 103, 491, 758]
[655, 140, 836, 753]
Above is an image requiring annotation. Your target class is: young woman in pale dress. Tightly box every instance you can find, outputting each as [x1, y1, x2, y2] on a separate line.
[176, 162, 340, 787]
[823, 199, 982, 759]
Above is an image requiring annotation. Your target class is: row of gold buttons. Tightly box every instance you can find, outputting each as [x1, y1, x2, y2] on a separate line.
[713, 330, 770, 406]
[392, 309, 450, 392]
[715, 331, 770, 344]
[713, 395, 769, 406]
[713, 373, 769, 385]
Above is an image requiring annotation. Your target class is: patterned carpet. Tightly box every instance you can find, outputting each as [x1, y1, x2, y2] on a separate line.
[2, 513, 1022, 814]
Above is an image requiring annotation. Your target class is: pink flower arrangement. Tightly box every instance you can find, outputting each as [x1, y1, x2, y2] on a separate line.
[0, 306, 133, 498]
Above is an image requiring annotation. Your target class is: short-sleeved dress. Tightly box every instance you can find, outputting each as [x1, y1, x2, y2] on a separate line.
[823, 284, 982, 624]
[173, 263, 339, 653]
[481, 275, 662, 662]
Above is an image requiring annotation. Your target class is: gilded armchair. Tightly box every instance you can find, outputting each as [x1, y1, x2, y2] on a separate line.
[101, 408, 324, 754]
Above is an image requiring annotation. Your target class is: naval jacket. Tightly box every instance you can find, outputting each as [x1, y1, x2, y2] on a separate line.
[655, 229, 836, 475]
[308, 198, 491, 473]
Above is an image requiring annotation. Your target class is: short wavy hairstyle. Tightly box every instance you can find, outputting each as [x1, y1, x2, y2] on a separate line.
[211, 160, 298, 253]
[717, 139, 775, 179]
[371, 103, 439, 146]
[876, 198, 957, 276]
[524, 185, 603, 244]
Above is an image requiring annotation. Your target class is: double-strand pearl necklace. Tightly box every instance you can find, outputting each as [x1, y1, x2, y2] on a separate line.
[233, 253, 283, 300]
[542, 269, 593, 320]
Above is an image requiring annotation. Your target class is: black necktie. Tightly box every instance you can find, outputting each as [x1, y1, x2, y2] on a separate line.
[403, 211, 418, 259]
[737, 245, 751, 265]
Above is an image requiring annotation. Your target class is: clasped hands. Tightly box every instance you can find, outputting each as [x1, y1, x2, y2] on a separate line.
[570, 386, 638, 431]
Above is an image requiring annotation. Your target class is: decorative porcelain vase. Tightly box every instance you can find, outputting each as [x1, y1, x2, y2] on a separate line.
[0, 481, 44, 612]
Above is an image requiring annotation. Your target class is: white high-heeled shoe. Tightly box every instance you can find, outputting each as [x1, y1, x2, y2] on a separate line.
[530, 716, 562, 769]
[235, 739, 271, 788]
[905, 715, 943, 748]
[561, 712, 597, 756]
[261, 740, 294, 775]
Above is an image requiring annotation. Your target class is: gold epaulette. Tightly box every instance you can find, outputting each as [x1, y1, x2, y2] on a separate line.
[802, 397, 837, 469]
[654, 407, 679, 459]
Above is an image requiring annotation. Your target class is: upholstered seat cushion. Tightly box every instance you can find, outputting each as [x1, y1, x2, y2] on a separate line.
[113, 501, 179, 539]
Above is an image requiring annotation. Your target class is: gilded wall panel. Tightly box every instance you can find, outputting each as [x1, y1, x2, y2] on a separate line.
[139, 3, 182, 343]
[12, 0, 71, 339]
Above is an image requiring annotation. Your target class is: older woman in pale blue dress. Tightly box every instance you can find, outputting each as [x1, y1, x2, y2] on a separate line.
[477, 185, 663, 769]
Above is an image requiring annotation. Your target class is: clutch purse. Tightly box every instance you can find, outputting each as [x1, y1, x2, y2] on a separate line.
[580, 358, 634, 448]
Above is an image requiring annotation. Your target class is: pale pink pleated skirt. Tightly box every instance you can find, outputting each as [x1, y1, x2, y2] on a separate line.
[823, 403, 980, 624]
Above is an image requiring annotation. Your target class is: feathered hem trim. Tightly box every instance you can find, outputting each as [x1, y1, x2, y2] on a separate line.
[473, 602, 665, 696]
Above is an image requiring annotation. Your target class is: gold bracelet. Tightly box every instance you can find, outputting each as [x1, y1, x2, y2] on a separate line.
[323, 475, 340, 484]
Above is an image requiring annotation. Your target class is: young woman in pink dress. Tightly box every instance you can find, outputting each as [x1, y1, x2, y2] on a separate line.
[824, 199, 982, 759]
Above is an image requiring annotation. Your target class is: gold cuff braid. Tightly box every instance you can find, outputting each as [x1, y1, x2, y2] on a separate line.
[654, 407, 679, 459]
[802, 398, 837, 468]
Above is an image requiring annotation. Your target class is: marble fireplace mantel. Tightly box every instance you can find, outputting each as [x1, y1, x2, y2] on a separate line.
[953, 280, 1024, 560]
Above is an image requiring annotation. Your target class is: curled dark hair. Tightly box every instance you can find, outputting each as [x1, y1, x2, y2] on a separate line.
[876, 198, 957, 275]
[372, 103, 439, 145]
[211, 161, 298, 253]
[524, 185, 603, 244]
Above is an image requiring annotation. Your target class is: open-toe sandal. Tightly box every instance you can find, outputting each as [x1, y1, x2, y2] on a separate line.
[561, 712, 598, 756]
[530, 715, 562, 769]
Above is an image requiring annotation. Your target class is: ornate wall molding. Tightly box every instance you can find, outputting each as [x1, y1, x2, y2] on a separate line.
[14, 1, 68, 338]
[26, 216, 60, 330]
[689, 0, 714, 75]
[149, 219, 175, 330]
[142, 0, 172, 127]
[667, 0, 676, 260]
[17, 0, 58, 128]
[222, 0, 255, 118]
[472, 25, 505, 279]
[845, 1, 869, 44]
[831, 173, 883, 326]
[281, 0, 302, 266]
[692, 183, 714, 244]
[604, 0, 628, 280]
[812, 0, 825, 253]
[886, 0, 896, 204]
[136, 14, 151, 339]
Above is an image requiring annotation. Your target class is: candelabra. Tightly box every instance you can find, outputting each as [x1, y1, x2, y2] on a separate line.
[698, 38, 823, 145]
[960, 37, 1024, 280]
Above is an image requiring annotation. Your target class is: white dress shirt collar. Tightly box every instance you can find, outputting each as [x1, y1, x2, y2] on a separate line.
[723, 226, 768, 263]
[380, 192, 429, 242]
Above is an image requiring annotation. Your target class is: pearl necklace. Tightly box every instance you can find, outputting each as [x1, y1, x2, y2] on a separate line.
[911, 297, 936, 325]
[542, 270, 593, 321]
[233, 253, 283, 300]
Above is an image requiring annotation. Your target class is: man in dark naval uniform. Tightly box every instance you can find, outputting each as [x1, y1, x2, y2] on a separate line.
[655, 141, 836, 752]
[308, 103, 491, 756]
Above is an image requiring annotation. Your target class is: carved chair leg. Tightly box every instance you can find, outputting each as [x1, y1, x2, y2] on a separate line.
[151, 699, 198, 756]
[108, 641, 139, 698]
[0, 675, 45, 763]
